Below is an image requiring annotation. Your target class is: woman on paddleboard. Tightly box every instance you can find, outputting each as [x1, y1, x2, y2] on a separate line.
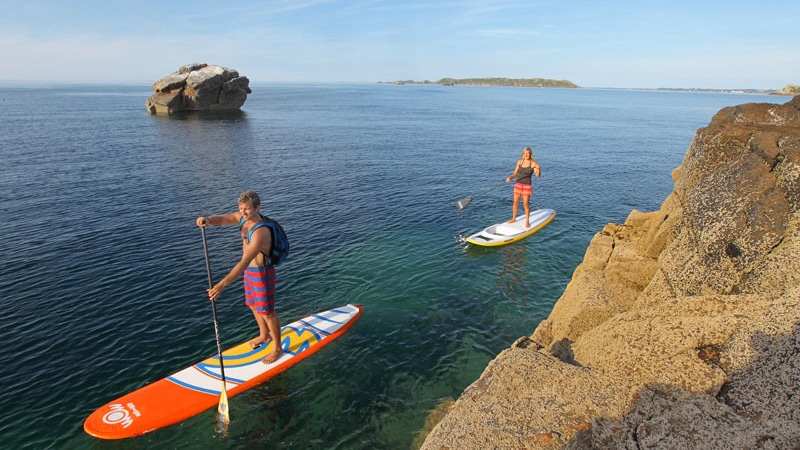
[505, 147, 541, 228]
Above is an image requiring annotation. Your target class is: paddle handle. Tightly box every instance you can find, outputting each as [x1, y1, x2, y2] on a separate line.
[201, 227, 214, 289]
[456, 180, 507, 210]
[472, 180, 506, 199]
[201, 227, 227, 381]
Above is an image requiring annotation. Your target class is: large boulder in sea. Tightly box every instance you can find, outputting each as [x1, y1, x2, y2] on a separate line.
[145, 63, 251, 115]
[420, 95, 800, 449]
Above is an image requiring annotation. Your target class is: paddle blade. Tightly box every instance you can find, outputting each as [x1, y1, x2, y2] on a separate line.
[216, 386, 230, 436]
[455, 198, 472, 210]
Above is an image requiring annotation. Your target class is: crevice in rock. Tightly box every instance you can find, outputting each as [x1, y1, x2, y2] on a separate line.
[549, 338, 582, 367]
[696, 344, 722, 367]
[725, 242, 742, 258]
[513, 336, 542, 350]
[771, 152, 785, 171]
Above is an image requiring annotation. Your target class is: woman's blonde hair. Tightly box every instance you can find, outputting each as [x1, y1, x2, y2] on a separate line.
[521, 147, 533, 158]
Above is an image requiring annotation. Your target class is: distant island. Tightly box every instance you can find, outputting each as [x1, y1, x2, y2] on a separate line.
[646, 87, 783, 95]
[380, 77, 579, 88]
[645, 84, 798, 95]
[777, 84, 800, 95]
[379, 80, 800, 96]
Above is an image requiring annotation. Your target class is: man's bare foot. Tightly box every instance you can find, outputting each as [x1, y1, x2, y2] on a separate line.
[507, 219, 515, 224]
[525, 222, 530, 228]
[248, 335, 271, 349]
[261, 348, 283, 364]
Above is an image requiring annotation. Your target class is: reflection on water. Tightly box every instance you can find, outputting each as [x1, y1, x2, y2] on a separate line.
[495, 242, 528, 306]
[151, 108, 259, 212]
[152, 109, 249, 122]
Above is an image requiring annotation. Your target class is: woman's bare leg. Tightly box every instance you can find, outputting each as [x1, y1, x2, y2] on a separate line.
[508, 193, 521, 223]
[522, 195, 531, 227]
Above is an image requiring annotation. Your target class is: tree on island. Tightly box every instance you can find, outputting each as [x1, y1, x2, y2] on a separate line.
[384, 77, 579, 88]
[436, 77, 578, 88]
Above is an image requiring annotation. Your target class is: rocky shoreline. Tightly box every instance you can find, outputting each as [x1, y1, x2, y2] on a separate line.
[420, 95, 800, 449]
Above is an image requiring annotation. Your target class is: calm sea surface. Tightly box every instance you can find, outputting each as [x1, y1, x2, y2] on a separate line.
[0, 83, 787, 449]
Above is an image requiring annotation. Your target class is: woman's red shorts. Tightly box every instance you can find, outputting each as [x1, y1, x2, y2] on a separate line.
[513, 182, 531, 196]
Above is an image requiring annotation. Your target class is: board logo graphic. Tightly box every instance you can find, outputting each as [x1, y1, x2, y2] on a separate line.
[102, 403, 141, 428]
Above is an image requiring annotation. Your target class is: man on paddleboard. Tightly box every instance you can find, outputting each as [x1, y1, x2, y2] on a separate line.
[196, 190, 283, 364]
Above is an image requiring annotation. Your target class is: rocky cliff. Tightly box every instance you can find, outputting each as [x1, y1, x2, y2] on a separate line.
[145, 63, 251, 115]
[421, 95, 800, 449]
[777, 84, 800, 96]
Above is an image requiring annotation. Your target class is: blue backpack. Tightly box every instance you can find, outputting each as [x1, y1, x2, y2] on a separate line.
[241, 214, 290, 266]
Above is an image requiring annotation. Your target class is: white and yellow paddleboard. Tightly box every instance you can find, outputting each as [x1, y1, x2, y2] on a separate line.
[466, 208, 555, 247]
[84, 304, 363, 440]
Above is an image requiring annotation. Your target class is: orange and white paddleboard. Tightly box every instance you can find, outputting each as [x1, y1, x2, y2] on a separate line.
[84, 304, 363, 440]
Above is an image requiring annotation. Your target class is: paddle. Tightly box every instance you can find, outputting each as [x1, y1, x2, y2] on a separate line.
[200, 226, 230, 435]
[455, 180, 506, 210]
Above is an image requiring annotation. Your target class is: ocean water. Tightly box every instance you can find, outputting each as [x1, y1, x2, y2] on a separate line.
[0, 83, 787, 449]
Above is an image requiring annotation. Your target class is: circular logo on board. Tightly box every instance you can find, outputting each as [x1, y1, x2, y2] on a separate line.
[102, 403, 134, 428]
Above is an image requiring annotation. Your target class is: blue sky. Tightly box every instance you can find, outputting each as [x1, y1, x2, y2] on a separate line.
[1, 0, 797, 88]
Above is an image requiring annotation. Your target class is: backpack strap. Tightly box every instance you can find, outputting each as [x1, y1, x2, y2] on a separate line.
[240, 214, 286, 266]
[242, 217, 275, 266]
[247, 221, 270, 243]
[240, 216, 270, 243]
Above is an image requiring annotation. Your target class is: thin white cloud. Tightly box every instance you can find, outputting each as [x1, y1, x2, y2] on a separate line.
[209, 0, 335, 20]
[472, 28, 541, 37]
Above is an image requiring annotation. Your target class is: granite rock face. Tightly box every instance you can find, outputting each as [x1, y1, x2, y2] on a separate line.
[777, 84, 800, 96]
[145, 63, 251, 115]
[421, 96, 800, 449]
